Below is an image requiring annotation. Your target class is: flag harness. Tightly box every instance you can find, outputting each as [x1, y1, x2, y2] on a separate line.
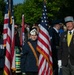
[28, 42, 38, 66]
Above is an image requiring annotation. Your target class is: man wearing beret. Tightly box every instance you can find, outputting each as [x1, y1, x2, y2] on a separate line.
[58, 16, 74, 75]
[21, 28, 39, 75]
[49, 20, 61, 75]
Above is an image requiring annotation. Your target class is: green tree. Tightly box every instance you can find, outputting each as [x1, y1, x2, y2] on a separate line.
[0, 0, 5, 25]
[14, 0, 64, 25]
[14, 0, 74, 25]
[0, 0, 6, 33]
[14, 4, 24, 25]
[14, 0, 42, 25]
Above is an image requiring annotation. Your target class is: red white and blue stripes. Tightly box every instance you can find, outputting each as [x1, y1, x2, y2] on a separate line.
[37, 1, 53, 75]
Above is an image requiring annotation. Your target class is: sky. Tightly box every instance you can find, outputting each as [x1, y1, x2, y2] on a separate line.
[13, 0, 24, 5]
[5, 0, 24, 5]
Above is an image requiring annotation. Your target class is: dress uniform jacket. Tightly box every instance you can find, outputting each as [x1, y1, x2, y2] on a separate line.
[49, 27, 60, 69]
[0, 38, 5, 75]
[21, 39, 39, 73]
[58, 31, 74, 66]
[0, 38, 5, 68]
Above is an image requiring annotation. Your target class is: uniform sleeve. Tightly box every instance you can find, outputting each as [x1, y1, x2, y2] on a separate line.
[20, 42, 29, 72]
[0, 45, 5, 68]
[58, 34, 63, 60]
[0, 49, 5, 58]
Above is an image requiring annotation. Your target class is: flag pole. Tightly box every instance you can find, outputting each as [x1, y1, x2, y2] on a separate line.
[44, 0, 47, 4]
[9, 0, 12, 25]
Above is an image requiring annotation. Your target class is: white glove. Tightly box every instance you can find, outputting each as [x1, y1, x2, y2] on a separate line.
[22, 73, 26, 75]
[58, 60, 62, 68]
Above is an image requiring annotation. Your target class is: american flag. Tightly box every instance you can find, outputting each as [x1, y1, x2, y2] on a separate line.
[20, 14, 25, 46]
[37, 1, 53, 75]
[3, 0, 9, 46]
[4, 0, 15, 75]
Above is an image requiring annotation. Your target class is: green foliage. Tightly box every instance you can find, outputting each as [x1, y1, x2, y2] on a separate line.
[23, 0, 42, 24]
[0, 11, 3, 24]
[0, 0, 74, 27]
[0, 0, 5, 25]
[14, 4, 24, 25]
[14, 0, 43, 26]
[14, 0, 74, 26]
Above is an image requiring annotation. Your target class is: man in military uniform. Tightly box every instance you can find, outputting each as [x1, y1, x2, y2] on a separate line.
[49, 20, 61, 75]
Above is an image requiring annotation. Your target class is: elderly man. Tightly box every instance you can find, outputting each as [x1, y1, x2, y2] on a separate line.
[58, 16, 74, 75]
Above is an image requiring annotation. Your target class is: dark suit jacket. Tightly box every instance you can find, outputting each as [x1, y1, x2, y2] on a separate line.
[49, 27, 60, 69]
[58, 31, 74, 66]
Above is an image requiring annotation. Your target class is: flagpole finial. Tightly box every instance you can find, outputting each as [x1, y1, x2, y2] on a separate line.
[44, 0, 47, 3]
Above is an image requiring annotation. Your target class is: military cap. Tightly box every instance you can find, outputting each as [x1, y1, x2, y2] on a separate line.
[30, 28, 37, 35]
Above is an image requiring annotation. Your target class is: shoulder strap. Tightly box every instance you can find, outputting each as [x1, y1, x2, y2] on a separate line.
[28, 42, 38, 66]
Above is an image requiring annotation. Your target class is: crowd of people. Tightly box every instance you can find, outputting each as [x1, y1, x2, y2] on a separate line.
[0, 15, 74, 75]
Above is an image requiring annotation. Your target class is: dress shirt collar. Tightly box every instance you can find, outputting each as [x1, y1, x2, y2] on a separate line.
[53, 27, 59, 33]
[68, 29, 74, 34]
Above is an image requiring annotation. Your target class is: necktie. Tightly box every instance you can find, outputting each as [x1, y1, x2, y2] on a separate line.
[69, 31, 72, 35]
[67, 31, 72, 46]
